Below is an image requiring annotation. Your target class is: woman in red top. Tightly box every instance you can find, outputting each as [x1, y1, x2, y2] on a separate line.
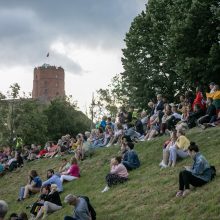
[60, 157, 80, 183]
[192, 87, 206, 112]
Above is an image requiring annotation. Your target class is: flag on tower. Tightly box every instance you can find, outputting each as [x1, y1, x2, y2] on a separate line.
[46, 52, 49, 57]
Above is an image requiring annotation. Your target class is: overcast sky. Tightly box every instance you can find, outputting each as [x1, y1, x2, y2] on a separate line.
[0, 0, 146, 112]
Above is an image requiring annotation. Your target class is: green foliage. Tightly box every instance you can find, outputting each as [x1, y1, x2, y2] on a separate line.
[0, 98, 10, 145]
[121, 0, 220, 108]
[14, 99, 48, 145]
[0, 85, 91, 145]
[44, 98, 91, 140]
[1, 127, 220, 219]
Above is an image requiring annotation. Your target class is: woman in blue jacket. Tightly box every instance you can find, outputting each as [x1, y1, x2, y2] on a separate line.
[176, 142, 212, 197]
[122, 142, 140, 170]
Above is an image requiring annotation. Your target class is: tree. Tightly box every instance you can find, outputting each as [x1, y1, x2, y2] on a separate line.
[44, 97, 91, 140]
[0, 93, 10, 145]
[6, 83, 20, 144]
[14, 99, 48, 145]
[121, 0, 220, 108]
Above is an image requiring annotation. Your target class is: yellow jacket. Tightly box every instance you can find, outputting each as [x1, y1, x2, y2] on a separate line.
[206, 91, 220, 100]
[176, 135, 190, 151]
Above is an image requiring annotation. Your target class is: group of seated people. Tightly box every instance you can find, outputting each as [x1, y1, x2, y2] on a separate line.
[1, 82, 219, 219]
[101, 139, 141, 193]
[15, 156, 81, 219]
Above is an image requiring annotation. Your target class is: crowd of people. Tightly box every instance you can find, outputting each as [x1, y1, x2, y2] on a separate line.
[0, 82, 219, 219]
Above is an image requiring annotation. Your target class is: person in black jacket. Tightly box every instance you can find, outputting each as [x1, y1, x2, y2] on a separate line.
[197, 98, 216, 126]
[35, 184, 62, 220]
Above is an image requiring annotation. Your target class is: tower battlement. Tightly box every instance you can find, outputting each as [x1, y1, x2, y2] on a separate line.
[32, 64, 65, 102]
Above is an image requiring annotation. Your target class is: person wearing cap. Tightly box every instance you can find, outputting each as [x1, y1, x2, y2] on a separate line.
[0, 200, 8, 220]
[64, 194, 91, 220]
[35, 184, 62, 220]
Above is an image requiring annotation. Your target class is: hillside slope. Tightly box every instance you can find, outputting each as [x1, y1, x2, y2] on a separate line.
[1, 127, 220, 220]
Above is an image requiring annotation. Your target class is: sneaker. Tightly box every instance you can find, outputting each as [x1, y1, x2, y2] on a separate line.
[176, 190, 183, 197]
[101, 186, 110, 193]
[106, 144, 111, 148]
[183, 189, 191, 197]
[159, 160, 167, 168]
[159, 160, 163, 167]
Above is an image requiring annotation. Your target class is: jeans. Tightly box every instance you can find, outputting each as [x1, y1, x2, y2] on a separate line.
[169, 146, 188, 163]
[19, 186, 25, 199]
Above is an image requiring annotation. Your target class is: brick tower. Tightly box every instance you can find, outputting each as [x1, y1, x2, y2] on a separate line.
[32, 64, 65, 102]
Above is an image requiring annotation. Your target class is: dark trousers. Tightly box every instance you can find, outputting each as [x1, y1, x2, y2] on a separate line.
[106, 174, 128, 187]
[179, 170, 207, 190]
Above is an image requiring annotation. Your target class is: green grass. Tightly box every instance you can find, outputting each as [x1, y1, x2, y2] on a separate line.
[1, 127, 220, 220]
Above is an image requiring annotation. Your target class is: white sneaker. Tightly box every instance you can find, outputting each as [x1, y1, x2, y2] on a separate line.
[159, 160, 167, 168]
[159, 160, 163, 167]
[106, 144, 111, 148]
[101, 186, 110, 193]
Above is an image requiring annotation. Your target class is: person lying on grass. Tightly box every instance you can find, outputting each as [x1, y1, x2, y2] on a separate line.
[176, 142, 212, 197]
[101, 156, 128, 193]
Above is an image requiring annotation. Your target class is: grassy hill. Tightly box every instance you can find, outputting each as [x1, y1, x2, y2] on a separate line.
[1, 127, 220, 220]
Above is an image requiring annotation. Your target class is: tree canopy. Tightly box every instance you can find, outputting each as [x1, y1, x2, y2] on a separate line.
[121, 0, 220, 108]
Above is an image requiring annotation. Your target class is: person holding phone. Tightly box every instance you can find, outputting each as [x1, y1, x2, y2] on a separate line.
[176, 142, 212, 197]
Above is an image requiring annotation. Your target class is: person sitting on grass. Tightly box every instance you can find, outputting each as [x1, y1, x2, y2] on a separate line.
[35, 184, 62, 220]
[59, 158, 71, 173]
[122, 142, 140, 170]
[168, 129, 190, 167]
[106, 123, 124, 147]
[64, 194, 91, 220]
[201, 111, 220, 129]
[176, 142, 212, 197]
[197, 98, 216, 127]
[60, 157, 80, 183]
[101, 156, 128, 193]
[18, 170, 42, 201]
[75, 134, 85, 161]
[42, 169, 63, 193]
[159, 130, 177, 168]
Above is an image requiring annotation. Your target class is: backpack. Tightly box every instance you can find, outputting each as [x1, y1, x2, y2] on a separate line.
[79, 196, 96, 220]
[210, 166, 216, 180]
